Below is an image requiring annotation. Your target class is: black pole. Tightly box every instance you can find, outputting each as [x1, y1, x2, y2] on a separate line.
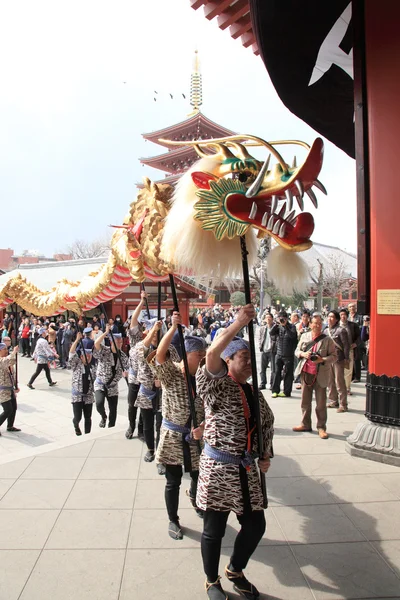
[240, 236, 268, 509]
[14, 303, 19, 350]
[169, 274, 201, 454]
[157, 282, 162, 344]
[100, 303, 129, 387]
[141, 283, 151, 319]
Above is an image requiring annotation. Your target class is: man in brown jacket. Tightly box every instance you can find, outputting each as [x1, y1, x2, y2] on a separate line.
[292, 315, 337, 439]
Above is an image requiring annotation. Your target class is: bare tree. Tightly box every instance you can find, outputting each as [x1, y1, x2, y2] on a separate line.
[66, 237, 111, 260]
[310, 254, 350, 311]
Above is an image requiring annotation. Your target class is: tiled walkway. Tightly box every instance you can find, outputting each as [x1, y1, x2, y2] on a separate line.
[1, 381, 400, 600]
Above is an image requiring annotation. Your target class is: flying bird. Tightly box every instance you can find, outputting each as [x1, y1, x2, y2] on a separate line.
[169, 93, 173, 99]
[182, 93, 186, 99]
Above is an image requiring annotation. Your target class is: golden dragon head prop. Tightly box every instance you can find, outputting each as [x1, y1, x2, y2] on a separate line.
[160, 134, 324, 251]
[159, 134, 325, 289]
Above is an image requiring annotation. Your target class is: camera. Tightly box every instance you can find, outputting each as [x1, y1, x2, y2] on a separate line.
[310, 352, 320, 362]
[279, 318, 286, 324]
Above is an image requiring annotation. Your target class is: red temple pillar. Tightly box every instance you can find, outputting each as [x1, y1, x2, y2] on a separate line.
[347, 0, 400, 464]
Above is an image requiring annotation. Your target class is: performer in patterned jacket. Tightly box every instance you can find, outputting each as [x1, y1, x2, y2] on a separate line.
[93, 324, 129, 428]
[69, 333, 96, 436]
[125, 291, 148, 440]
[196, 304, 274, 600]
[0, 343, 20, 435]
[148, 311, 206, 540]
[132, 318, 170, 472]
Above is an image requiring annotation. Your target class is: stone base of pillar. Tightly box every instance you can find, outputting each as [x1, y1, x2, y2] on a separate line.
[346, 419, 400, 467]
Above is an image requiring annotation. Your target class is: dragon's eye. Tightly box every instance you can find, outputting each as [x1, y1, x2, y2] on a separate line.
[231, 171, 254, 184]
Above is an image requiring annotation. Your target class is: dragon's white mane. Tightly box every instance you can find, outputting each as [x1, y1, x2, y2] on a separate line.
[162, 157, 258, 285]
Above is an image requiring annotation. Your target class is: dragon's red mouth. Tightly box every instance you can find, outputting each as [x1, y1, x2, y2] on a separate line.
[226, 193, 315, 249]
[225, 137, 324, 250]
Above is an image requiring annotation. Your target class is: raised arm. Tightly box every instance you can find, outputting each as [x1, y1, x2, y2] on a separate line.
[206, 304, 255, 375]
[156, 312, 180, 364]
[130, 291, 147, 329]
[95, 324, 110, 351]
[70, 332, 83, 354]
[143, 320, 162, 350]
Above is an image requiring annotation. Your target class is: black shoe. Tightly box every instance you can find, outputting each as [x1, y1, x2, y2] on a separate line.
[27, 383, 34, 389]
[99, 417, 107, 428]
[7, 427, 21, 432]
[49, 381, 57, 387]
[205, 577, 228, 600]
[144, 450, 155, 462]
[168, 520, 183, 540]
[259, 385, 266, 390]
[352, 379, 361, 383]
[125, 426, 134, 439]
[225, 564, 260, 599]
[138, 432, 145, 442]
[74, 426, 82, 436]
[157, 463, 166, 475]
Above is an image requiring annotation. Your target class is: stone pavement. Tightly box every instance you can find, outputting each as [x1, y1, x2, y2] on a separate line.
[1, 363, 400, 599]
[0, 357, 129, 464]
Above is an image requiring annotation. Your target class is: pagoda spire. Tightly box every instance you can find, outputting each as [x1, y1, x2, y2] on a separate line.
[188, 50, 202, 116]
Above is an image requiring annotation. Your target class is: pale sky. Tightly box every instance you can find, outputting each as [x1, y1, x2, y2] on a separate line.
[0, 0, 356, 257]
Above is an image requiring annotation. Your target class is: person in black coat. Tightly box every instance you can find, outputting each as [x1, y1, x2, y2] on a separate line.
[271, 311, 298, 398]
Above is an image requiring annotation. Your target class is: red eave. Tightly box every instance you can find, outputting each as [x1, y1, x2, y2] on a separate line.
[142, 112, 235, 147]
[140, 145, 203, 173]
[190, 0, 259, 55]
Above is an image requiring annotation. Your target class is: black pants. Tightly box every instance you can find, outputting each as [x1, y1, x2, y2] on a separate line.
[95, 389, 118, 427]
[272, 356, 294, 396]
[165, 464, 198, 522]
[260, 351, 274, 387]
[21, 338, 31, 356]
[353, 353, 362, 380]
[0, 394, 17, 428]
[28, 363, 52, 385]
[141, 408, 162, 451]
[72, 403, 93, 433]
[128, 383, 143, 434]
[201, 509, 266, 582]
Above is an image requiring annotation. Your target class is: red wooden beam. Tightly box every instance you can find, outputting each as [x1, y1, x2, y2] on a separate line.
[217, 0, 249, 30]
[241, 31, 254, 48]
[251, 42, 259, 56]
[204, 0, 233, 20]
[229, 13, 252, 39]
[190, 0, 206, 9]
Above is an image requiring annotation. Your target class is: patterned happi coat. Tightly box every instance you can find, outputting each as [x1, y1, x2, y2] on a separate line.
[195, 362, 274, 514]
[0, 353, 16, 404]
[148, 351, 204, 470]
[128, 326, 143, 385]
[134, 343, 180, 410]
[93, 346, 129, 397]
[69, 351, 96, 404]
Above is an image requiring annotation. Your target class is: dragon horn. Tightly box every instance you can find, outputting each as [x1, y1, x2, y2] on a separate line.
[246, 154, 271, 198]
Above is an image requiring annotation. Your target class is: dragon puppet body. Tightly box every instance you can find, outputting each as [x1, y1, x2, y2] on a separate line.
[0, 135, 326, 315]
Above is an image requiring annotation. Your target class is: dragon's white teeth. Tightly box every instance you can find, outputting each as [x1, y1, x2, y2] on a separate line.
[306, 188, 318, 208]
[295, 179, 304, 198]
[249, 202, 257, 220]
[292, 156, 297, 168]
[267, 215, 275, 230]
[272, 220, 280, 235]
[271, 195, 278, 214]
[286, 210, 296, 224]
[261, 212, 269, 227]
[279, 222, 286, 238]
[314, 179, 327, 195]
[285, 188, 293, 212]
[278, 202, 287, 219]
[296, 195, 304, 211]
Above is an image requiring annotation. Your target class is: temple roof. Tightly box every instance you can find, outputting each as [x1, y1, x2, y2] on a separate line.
[142, 112, 235, 148]
[191, 1, 258, 55]
[140, 145, 202, 174]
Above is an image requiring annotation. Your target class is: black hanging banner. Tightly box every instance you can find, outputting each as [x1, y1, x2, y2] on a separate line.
[250, 0, 355, 158]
